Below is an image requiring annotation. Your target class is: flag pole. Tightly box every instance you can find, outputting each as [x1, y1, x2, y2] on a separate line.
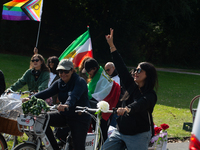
[35, 0, 44, 48]
[35, 20, 42, 48]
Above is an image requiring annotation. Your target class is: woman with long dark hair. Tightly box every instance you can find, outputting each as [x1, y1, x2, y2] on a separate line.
[102, 28, 158, 150]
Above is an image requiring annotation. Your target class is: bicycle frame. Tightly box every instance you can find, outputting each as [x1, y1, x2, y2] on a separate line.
[17, 113, 53, 150]
[75, 106, 113, 150]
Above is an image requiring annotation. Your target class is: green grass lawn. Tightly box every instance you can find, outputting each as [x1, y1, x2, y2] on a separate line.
[0, 53, 199, 148]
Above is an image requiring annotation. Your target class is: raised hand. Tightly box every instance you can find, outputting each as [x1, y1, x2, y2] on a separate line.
[105, 28, 116, 52]
[33, 47, 38, 54]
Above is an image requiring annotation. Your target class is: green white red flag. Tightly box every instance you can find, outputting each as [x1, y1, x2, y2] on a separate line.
[87, 66, 121, 121]
[59, 28, 93, 68]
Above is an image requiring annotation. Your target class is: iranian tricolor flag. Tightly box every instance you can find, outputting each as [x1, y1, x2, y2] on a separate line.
[59, 28, 93, 68]
[88, 66, 121, 121]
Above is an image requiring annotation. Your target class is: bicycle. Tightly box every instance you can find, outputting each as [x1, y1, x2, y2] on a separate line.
[0, 133, 7, 150]
[190, 95, 200, 123]
[0, 90, 34, 150]
[13, 104, 114, 150]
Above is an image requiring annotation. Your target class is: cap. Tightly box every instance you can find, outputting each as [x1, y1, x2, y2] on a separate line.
[82, 58, 99, 73]
[56, 59, 73, 70]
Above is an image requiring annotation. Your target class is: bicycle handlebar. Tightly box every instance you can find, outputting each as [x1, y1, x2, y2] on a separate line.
[5, 89, 34, 95]
[75, 106, 114, 113]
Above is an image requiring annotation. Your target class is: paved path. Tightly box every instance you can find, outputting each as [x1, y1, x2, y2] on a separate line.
[128, 66, 200, 76]
[167, 141, 189, 150]
[156, 68, 200, 76]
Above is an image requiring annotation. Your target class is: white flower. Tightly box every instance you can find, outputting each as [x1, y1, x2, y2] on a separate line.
[97, 101, 109, 112]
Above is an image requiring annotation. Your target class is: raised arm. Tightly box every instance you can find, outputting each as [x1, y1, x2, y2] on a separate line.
[105, 28, 135, 89]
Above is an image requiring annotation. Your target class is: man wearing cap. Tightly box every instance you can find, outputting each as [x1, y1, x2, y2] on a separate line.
[23, 59, 91, 150]
[82, 58, 121, 141]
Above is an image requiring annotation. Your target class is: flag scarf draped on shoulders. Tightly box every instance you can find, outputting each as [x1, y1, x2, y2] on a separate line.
[2, 0, 43, 21]
[88, 66, 121, 121]
[59, 29, 93, 68]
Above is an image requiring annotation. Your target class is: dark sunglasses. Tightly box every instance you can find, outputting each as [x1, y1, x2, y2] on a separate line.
[31, 59, 40, 62]
[105, 69, 110, 72]
[58, 69, 71, 74]
[134, 68, 142, 74]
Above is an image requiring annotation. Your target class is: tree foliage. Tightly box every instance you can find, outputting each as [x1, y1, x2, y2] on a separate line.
[0, 0, 200, 68]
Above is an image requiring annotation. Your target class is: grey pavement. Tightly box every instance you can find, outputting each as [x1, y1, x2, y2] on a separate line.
[128, 66, 200, 76]
[156, 68, 200, 76]
[167, 141, 189, 150]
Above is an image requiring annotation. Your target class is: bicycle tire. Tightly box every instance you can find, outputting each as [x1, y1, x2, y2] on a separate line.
[190, 95, 200, 114]
[13, 143, 37, 150]
[0, 133, 7, 150]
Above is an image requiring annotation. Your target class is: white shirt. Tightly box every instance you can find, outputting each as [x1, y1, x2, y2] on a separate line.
[112, 75, 120, 85]
[48, 72, 57, 87]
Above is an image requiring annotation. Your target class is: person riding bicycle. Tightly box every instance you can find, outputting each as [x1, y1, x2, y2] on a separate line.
[7, 54, 50, 93]
[82, 58, 121, 141]
[102, 28, 158, 150]
[23, 59, 91, 150]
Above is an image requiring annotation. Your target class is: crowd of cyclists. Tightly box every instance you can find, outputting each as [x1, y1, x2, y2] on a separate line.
[0, 28, 158, 150]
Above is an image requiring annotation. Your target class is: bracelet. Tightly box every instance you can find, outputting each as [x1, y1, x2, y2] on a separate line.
[110, 46, 115, 49]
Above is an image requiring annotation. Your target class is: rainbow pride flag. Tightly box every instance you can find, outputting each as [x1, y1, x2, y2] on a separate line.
[2, 0, 43, 21]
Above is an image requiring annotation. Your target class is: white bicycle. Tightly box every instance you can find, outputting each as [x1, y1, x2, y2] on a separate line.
[13, 104, 114, 150]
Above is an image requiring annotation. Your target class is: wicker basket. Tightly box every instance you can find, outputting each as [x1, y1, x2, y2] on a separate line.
[0, 116, 23, 136]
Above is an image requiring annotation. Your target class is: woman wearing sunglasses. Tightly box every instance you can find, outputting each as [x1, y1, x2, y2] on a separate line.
[22, 59, 91, 150]
[102, 28, 158, 150]
[8, 54, 50, 93]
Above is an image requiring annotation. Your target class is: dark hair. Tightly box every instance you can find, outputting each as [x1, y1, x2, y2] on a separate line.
[139, 62, 158, 91]
[47, 56, 59, 74]
[30, 54, 49, 72]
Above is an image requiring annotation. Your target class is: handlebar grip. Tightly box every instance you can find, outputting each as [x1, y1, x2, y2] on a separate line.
[112, 108, 117, 114]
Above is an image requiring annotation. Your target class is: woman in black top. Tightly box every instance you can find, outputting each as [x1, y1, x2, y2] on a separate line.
[23, 59, 91, 150]
[102, 28, 158, 150]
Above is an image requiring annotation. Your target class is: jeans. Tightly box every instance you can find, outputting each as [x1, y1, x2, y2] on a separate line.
[101, 129, 151, 150]
[110, 113, 119, 127]
[45, 111, 90, 150]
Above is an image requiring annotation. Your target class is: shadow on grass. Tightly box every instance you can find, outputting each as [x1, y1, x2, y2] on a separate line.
[182, 122, 192, 132]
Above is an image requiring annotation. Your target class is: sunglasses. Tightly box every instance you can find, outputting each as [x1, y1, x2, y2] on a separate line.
[31, 59, 40, 62]
[58, 69, 71, 74]
[105, 69, 110, 72]
[134, 68, 142, 74]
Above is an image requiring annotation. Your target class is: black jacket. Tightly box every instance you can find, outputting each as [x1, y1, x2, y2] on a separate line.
[111, 51, 157, 136]
[34, 73, 90, 117]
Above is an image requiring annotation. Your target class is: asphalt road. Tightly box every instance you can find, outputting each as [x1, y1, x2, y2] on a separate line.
[167, 141, 189, 150]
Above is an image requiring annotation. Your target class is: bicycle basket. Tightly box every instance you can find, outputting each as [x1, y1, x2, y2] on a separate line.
[0, 116, 23, 136]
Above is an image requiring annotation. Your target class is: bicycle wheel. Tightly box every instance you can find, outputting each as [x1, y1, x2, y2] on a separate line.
[13, 143, 36, 150]
[0, 133, 7, 150]
[190, 95, 200, 114]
